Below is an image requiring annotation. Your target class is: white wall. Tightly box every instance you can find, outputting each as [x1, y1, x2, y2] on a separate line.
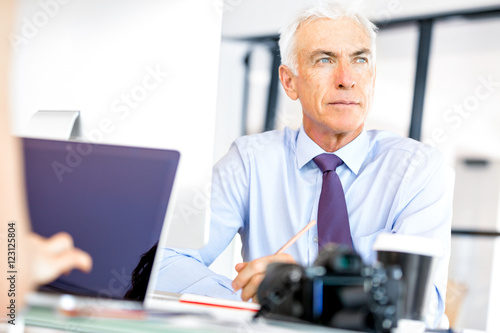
[9, 0, 224, 249]
[209, 41, 249, 278]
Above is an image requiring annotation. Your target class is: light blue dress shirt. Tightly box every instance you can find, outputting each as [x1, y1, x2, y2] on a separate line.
[157, 126, 453, 326]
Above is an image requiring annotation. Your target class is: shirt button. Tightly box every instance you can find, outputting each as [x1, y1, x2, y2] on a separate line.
[313, 236, 318, 243]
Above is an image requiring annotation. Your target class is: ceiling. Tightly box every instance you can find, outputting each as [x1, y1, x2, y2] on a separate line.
[221, 0, 500, 38]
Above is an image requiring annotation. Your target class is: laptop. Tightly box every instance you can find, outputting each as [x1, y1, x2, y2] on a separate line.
[22, 138, 259, 322]
[23, 138, 179, 304]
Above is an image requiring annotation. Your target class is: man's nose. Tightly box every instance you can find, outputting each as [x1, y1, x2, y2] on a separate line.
[335, 63, 356, 89]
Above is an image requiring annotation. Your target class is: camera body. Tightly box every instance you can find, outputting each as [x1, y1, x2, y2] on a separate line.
[256, 244, 406, 332]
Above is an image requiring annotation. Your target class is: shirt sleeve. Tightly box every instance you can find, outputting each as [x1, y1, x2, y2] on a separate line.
[155, 142, 249, 297]
[392, 148, 455, 328]
[154, 248, 241, 299]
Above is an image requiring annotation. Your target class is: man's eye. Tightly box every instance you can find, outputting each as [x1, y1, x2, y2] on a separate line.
[356, 57, 367, 64]
[319, 58, 330, 64]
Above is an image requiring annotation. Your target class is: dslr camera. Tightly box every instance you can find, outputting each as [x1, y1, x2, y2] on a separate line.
[256, 244, 406, 332]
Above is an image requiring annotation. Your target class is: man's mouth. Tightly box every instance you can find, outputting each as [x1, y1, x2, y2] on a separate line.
[329, 100, 359, 106]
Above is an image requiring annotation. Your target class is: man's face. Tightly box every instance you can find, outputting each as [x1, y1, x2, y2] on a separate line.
[282, 18, 376, 142]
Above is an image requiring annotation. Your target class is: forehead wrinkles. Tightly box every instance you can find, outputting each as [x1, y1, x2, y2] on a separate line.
[294, 18, 371, 63]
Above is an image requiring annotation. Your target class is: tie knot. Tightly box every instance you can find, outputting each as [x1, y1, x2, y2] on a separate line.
[313, 153, 343, 173]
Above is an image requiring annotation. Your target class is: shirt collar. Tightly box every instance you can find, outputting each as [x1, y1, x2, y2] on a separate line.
[296, 125, 369, 175]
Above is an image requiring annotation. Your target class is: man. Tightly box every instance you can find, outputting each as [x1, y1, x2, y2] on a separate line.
[157, 1, 453, 327]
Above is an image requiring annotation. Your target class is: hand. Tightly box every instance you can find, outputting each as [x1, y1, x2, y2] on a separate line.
[27, 232, 92, 285]
[232, 253, 295, 302]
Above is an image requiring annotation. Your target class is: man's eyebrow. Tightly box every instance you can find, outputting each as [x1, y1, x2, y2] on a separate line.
[309, 50, 336, 59]
[351, 48, 372, 57]
[309, 48, 372, 59]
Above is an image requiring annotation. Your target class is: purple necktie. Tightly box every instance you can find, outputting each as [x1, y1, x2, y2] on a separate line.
[313, 153, 352, 250]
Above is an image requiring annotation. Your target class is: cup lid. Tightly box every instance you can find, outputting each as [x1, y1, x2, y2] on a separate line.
[373, 233, 444, 257]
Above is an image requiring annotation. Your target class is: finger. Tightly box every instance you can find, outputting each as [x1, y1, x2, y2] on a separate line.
[68, 249, 93, 273]
[232, 257, 269, 291]
[233, 254, 296, 291]
[51, 249, 92, 278]
[45, 232, 74, 253]
[33, 247, 92, 285]
[240, 273, 265, 302]
[274, 253, 296, 264]
[235, 262, 247, 272]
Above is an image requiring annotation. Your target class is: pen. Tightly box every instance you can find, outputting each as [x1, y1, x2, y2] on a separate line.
[275, 220, 317, 255]
[232, 220, 317, 295]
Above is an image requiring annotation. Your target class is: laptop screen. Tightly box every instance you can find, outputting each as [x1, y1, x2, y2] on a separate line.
[23, 138, 180, 299]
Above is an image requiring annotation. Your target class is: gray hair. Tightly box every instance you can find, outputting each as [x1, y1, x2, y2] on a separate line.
[279, 0, 378, 75]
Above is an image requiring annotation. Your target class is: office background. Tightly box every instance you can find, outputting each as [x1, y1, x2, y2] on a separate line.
[7, 0, 500, 331]
[211, 1, 500, 332]
[9, 0, 222, 249]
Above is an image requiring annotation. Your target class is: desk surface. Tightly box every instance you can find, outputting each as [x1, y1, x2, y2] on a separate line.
[21, 306, 356, 333]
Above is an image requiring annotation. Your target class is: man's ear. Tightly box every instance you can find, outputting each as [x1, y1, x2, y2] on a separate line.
[279, 65, 299, 100]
